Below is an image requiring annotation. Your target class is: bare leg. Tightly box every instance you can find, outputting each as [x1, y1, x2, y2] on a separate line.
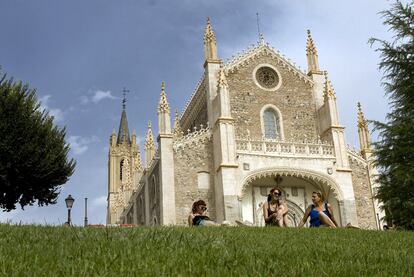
[283, 214, 290, 227]
[276, 211, 284, 227]
[318, 212, 336, 228]
[202, 220, 220, 226]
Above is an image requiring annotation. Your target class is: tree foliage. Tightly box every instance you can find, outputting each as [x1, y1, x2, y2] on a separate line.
[0, 72, 75, 211]
[369, 0, 414, 230]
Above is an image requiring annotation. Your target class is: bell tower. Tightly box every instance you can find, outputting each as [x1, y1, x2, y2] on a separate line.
[107, 90, 142, 224]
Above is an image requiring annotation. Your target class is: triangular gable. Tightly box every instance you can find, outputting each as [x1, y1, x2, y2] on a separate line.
[224, 43, 314, 86]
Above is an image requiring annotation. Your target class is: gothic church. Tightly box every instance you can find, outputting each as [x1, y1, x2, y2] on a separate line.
[107, 19, 382, 229]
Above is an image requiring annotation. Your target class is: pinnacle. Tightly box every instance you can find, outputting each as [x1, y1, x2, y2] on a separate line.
[204, 16, 216, 43]
[173, 109, 183, 137]
[306, 29, 317, 55]
[323, 72, 336, 100]
[158, 81, 170, 114]
[145, 121, 155, 149]
[357, 102, 367, 129]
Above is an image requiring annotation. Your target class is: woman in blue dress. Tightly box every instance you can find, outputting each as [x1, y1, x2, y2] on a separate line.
[298, 191, 338, 228]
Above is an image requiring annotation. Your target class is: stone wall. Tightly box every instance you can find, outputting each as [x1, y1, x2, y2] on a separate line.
[173, 138, 215, 226]
[227, 54, 318, 142]
[349, 156, 377, 229]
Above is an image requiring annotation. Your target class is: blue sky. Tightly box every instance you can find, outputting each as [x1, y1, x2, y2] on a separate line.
[0, 0, 392, 225]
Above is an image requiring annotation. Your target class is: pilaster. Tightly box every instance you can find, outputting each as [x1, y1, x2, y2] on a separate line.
[157, 84, 176, 225]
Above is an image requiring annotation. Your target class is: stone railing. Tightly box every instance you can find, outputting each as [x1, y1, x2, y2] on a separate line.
[236, 138, 334, 158]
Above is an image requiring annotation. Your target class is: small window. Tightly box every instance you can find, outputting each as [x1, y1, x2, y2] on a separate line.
[120, 159, 124, 181]
[263, 109, 280, 139]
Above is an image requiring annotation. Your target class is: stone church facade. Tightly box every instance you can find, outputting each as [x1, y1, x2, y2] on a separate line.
[107, 19, 382, 229]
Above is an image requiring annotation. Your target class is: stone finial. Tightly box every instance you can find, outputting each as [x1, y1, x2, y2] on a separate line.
[306, 29, 320, 73]
[145, 121, 155, 150]
[158, 81, 170, 114]
[323, 72, 336, 101]
[204, 17, 218, 61]
[217, 63, 228, 89]
[306, 29, 317, 55]
[357, 102, 368, 130]
[173, 109, 183, 137]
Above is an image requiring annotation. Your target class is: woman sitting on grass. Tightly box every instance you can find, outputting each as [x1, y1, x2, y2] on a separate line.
[188, 200, 219, 226]
[263, 187, 289, 227]
[298, 191, 338, 228]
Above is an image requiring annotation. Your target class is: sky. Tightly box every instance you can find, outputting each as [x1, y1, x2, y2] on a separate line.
[0, 0, 394, 225]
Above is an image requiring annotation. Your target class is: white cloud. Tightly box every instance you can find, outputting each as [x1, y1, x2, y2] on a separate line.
[39, 95, 64, 122]
[80, 89, 116, 105]
[92, 90, 116, 103]
[68, 135, 100, 155]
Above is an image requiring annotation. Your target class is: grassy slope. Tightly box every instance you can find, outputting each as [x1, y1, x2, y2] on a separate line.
[0, 225, 413, 276]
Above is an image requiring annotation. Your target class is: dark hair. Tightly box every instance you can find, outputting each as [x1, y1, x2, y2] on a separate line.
[268, 187, 282, 202]
[192, 200, 206, 213]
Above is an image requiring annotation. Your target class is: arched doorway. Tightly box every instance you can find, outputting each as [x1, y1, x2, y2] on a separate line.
[239, 168, 343, 227]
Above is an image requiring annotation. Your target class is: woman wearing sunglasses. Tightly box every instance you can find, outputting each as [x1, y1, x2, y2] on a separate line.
[263, 187, 289, 227]
[188, 199, 219, 226]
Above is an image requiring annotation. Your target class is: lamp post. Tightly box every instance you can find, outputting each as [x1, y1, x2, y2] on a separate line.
[65, 194, 75, 226]
[84, 198, 88, 227]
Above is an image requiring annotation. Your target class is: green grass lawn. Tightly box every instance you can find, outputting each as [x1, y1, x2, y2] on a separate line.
[0, 225, 413, 276]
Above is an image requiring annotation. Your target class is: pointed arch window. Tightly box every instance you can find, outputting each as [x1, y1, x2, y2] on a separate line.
[120, 159, 124, 181]
[263, 108, 280, 139]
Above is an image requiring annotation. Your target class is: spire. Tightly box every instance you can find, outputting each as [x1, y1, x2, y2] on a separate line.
[158, 81, 170, 114]
[145, 121, 155, 150]
[145, 121, 156, 168]
[357, 102, 371, 157]
[173, 109, 183, 137]
[357, 102, 368, 130]
[323, 72, 336, 102]
[158, 81, 171, 134]
[306, 29, 320, 73]
[116, 94, 131, 145]
[204, 17, 218, 62]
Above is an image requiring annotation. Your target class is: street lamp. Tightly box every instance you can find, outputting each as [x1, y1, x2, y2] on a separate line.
[65, 194, 75, 226]
[84, 198, 88, 227]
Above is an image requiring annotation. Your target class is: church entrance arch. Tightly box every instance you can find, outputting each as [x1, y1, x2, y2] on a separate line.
[239, 168, 343, 227]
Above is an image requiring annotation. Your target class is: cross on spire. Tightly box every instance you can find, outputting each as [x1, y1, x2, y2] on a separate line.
[122, 87, 130, 110]
[256, 12, 264, 45]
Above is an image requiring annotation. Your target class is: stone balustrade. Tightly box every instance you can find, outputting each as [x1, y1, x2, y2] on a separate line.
[236, 138, 334, 158]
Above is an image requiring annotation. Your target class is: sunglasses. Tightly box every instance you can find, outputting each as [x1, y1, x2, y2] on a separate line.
[200, 206, 207, 211]
[273, 192, 281, 196]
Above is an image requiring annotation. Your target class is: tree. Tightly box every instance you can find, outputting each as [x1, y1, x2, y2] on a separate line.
[369, 0, 414, 230]
[0, 72, 75, 211]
